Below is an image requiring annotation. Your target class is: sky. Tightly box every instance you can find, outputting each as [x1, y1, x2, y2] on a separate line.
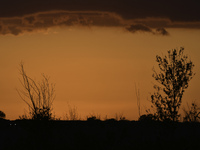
[0, 0, 200, 120]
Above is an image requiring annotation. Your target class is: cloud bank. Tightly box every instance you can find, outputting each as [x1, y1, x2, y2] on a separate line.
[0, 0, 200, 35]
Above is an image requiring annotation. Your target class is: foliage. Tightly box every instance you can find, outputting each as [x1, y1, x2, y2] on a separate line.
[183, 101, 200, 122]
[0, 110, 6, 119]
[17, 62, 55, 121]
[151, 47, 195, 121]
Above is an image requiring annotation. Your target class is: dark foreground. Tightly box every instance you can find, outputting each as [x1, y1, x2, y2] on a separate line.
[0, 119, 200, 150]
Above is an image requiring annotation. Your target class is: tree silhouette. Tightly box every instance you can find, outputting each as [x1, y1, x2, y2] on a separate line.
[17, 62, 55, 120]
[0, 110, 6, 119]
[151, 47, 195, 121]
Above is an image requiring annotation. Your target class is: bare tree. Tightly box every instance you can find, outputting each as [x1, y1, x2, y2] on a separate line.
[17, 62, 55, 120]
[151, 47, 195, 121]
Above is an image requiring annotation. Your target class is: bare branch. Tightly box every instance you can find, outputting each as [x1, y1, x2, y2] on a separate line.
[17, 62, 55, 120]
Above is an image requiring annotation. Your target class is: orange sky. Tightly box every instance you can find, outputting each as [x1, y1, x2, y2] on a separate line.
[0, 0, 200, 121]
[0, 26, 200, 120]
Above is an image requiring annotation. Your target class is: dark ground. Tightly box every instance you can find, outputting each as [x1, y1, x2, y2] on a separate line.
[0, 119, 200, 150]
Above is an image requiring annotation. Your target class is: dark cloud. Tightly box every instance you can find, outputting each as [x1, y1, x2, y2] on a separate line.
[155, 28, 169, 36]
[126, 24, 170, 36]
[1, 0, 200, 21]
[126, 24, 152, 33]
[0, 11, 124, 35]
[0, 0, 200, 35]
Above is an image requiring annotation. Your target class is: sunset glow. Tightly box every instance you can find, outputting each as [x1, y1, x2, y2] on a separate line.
[1, 0, 200, 120]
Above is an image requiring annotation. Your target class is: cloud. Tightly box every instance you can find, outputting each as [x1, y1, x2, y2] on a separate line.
[155, 28, 169, 36]
[0, 11, 125, 35]
[0, 11, 171, 36]
[126, 24, 152, 33]
[125, 24, 170, 36]
[0, 0, 200, 35]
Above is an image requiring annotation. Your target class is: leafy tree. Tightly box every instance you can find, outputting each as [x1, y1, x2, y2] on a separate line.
[0, 110, 6, 119]
[17, 63, 55, 121]
[151, 47, 195, 121]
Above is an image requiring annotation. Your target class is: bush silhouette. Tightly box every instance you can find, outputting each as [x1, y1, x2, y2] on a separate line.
[138, 114, 155, 122]
[87, 116, 101, 121]
[0, 110, 5, 119]
[183, 102, 200, 122]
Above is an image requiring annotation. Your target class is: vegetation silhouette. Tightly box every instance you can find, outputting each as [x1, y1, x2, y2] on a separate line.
[0, 110, 6, 119]
[183, 101, 200, 122]
[146, 47, 195, 122]
[135, 83, 141, 118]
[64, 103, 80, 120]
[17, 62, 55, 121]
[138, 114, 155, 122]
[2, 48, 199, 149]
[87, 116, 101, 121]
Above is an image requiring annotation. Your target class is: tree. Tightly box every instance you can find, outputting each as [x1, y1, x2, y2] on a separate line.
[17, 63, 55, 120]
[151, 47, 195, 121]
[0, 110, 6, 119]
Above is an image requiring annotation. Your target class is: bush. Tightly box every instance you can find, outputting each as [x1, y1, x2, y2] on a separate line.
[0, 110, 6, 119]
[183, 102, 200, 122]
